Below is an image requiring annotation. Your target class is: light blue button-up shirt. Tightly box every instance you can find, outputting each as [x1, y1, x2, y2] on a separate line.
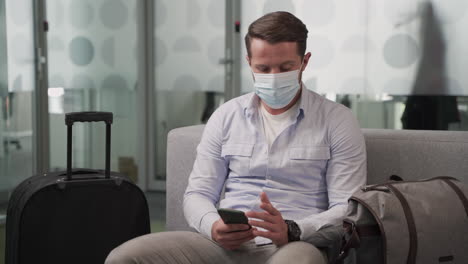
[184, 87, 366, 244]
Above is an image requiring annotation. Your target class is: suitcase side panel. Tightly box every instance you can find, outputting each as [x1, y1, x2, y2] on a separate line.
[6, 171, 149, 264]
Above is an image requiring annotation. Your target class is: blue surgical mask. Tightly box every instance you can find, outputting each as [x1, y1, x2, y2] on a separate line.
[252, 69, 301, 109]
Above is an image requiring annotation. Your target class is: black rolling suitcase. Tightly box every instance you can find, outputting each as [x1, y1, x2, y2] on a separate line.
[5, 112, 151, 264]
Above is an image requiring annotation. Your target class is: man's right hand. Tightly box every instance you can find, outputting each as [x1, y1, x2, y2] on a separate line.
[211, 219, 256, 250]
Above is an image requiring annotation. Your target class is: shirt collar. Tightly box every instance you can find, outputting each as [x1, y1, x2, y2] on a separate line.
[243, 92, 260, 119]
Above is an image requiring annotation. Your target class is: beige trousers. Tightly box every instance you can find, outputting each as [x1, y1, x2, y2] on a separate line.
[105, 231, 327, 264]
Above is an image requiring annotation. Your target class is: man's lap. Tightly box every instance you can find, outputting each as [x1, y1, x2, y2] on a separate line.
[105, 231, 327, 264]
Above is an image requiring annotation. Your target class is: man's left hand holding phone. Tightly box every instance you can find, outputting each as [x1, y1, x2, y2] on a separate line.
[212, 208, 256, 250]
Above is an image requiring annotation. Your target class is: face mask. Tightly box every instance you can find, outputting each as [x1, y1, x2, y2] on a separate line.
[252, 69, 301, 109]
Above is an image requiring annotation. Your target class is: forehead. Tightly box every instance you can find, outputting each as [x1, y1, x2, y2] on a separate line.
[249, 38, 301, 63]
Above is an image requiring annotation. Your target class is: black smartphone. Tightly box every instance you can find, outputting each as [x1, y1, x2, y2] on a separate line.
[217, 208, 249, 225]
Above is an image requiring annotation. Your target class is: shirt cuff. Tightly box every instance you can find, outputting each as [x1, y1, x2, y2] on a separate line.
[199, 212, 221, 239]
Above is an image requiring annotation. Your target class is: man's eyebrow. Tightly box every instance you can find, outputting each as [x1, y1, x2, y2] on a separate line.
[280, 61, 296, 66]
[254, 61, 296, 67]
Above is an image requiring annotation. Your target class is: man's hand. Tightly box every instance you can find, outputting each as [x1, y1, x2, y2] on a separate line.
[245, 192, 289, 246]
[211, 219, 255, 250]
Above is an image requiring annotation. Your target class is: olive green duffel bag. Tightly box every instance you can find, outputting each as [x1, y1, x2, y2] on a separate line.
[336, 176, 468, 264]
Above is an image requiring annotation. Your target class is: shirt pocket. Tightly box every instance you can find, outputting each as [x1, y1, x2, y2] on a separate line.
[288, 146, 330, 168]
[221, 143, 254, 177]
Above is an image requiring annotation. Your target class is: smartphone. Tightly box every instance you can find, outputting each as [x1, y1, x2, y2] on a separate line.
[217, 208, 249, 225]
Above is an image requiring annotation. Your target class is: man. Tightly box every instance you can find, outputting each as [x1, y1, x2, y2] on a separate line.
[106, 11, 366, 264]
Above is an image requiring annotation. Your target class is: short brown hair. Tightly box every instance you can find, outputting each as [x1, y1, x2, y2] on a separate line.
[245, 11, 308, 58]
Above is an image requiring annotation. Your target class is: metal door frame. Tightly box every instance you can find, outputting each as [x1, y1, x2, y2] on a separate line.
[33, 0, 49, 175]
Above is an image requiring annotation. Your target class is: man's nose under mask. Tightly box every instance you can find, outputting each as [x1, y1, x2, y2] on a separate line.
[252, 70, 301, 109]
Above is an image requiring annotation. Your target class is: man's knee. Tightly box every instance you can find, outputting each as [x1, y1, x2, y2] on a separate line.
[105, 248, 136, 264]
[267, 241, 327, 264]
[105, 231, 206, 264]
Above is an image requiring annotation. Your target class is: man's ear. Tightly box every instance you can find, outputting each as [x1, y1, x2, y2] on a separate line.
[246, 55, 251, 66]
[301, 52, 312, 71]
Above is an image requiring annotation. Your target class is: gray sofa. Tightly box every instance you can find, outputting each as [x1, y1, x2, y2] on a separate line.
[166, 125, 468, 232]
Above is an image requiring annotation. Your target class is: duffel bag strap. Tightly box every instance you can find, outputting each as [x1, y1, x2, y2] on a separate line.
[335, 221, 360, 264]
[335, 221, 381, 264]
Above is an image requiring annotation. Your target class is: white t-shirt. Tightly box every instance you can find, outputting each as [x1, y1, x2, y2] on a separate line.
[260, 100, 300, 148]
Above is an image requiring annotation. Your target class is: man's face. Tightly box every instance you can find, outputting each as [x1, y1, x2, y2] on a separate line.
[247, 38, 311, 74]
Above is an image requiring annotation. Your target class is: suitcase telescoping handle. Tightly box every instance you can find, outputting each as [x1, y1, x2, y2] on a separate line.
[65, 112, 113, 180]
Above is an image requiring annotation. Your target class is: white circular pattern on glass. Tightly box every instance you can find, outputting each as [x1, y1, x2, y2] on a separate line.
[70, 1, 94, 29]
[301, 0, 335, 28]
[383, 34, 419, 68]
[263, 0, 295, 14]
[99, 0, 129, 30]
[307, 35, 335, 69]
[69, 37, 95, 66]
[173, 36, 202, 53]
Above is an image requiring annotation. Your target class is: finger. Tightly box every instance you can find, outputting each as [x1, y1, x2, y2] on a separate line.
[260, 192, 270, 204]
[219, 229, 254, 241]
[245, 211, 275, 223]
[259, 192, 280, 216]
[260, 202, 280, 216]
[222, 235, 255, 251]
[218, 223, 251, 233]
[218, 234, 252, 244]
[252, 229, 275, 240]
[248, 219, 278, 232]
[218, 232, 256, 249]
[222, 233, 256, 245]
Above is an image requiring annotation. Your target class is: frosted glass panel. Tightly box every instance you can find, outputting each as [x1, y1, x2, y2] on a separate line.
[5, 0, 35, 93]
[1, 0, 35, 195]
[46, 0, 141, 185]
[153, 0, 226, 182]
[240, 0, 468, 96]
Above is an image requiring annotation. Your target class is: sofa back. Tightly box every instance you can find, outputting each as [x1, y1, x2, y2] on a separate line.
[166, 125, 468, 231]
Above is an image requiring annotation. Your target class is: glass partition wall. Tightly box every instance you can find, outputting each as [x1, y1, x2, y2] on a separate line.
[1, 0, 36, 208]
[151, 0, 229, 188]
[0, 0, 467, 228]
[239, 0, 468, 131]
[0, 0, 466, 258]
[0, 0, 36, 260]
[46, 0, 141, 185]
[0, 0, 466, 197]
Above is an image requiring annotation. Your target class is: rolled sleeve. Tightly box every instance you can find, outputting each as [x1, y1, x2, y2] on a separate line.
[183, 109, 227, 238]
